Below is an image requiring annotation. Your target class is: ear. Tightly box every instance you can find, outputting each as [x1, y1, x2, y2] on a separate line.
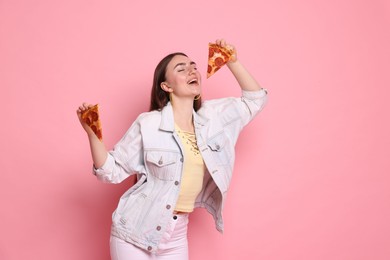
[160, 82, 173, 93]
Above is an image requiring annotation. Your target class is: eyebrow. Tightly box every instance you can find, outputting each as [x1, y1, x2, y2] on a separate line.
[173, 61, 196, 69]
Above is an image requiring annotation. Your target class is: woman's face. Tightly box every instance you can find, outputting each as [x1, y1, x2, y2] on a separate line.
[163, 55, 202, 99]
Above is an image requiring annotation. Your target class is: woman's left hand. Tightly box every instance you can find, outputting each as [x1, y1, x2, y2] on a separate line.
[215, 39, 237, 63]
[214, 39, 263, 92]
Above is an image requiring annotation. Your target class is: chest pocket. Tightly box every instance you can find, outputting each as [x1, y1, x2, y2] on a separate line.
[146, 151, 179, 181]
[207, 133, 232, 165]
[208, 134, 227, 151]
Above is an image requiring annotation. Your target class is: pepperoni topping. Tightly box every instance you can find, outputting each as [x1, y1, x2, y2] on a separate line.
[215, 57, 225, 67]
[91, 125, 98, 133]
[85, 118, 91, 125]
[209, 48, 214, 58]
[207, 65, 212, 73]
[91, 112, 98, 121]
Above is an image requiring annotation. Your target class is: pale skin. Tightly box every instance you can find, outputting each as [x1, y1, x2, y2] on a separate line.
[77, 39, 263, 169]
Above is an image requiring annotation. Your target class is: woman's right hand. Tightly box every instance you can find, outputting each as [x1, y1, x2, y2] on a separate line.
[76, 102, 95, 136]
[76, 103, 108, 169]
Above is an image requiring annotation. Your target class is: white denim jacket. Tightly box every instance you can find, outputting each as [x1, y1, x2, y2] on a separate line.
[94, 89, 268, 253]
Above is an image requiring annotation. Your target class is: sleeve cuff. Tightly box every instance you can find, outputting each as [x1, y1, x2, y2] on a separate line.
[92, 152, 115, 176]
[242, 88, 268, 100]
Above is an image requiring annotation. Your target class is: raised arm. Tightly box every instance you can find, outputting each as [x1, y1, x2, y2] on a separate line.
[77, 103, 108, 168]
[215, 39, 263, 92]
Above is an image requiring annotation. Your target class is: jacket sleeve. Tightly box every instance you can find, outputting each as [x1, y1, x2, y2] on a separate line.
[207, 88, 268, 124]
[238, 88, 268, 126]
[203, 88, 268, 144]
[93, 117, 145, 184]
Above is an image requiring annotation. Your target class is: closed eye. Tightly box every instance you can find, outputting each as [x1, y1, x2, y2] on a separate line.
[174, 61, 197, 72]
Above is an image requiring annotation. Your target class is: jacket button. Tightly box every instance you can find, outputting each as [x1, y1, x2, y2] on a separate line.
[173, 215, 178, 220]
[174, 181, 179, 185]
[147, 246, 152, 251]
[156, 226, 161, 231]
[158, 159, 163, 165]
[166, 204, 171, 209]
[215, 144, 220, 150]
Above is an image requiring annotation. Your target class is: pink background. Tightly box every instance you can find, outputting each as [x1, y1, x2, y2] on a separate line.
[1, 0, 389, 259]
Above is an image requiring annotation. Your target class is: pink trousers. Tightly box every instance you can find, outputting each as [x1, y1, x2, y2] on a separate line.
[110, 214, 189, 260]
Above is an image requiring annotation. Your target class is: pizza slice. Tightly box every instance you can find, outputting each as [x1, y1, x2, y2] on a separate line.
[81, 104, 103, 141]
[207, 43, 235, 78]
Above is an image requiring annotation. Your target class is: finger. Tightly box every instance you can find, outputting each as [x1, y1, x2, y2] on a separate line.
[220, 39, 226, 47]
[76, 109, 83, 119]
[78, 105, 86, 112]
[227, 44, 236, 52]
[216, 39, 226, 47]
[83, 103, 90, 109]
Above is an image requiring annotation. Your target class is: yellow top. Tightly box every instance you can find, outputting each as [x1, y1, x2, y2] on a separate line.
[174, 125, 205, 212]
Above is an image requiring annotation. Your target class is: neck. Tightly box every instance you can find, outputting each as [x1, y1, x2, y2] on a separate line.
[172, 98, 194, 132]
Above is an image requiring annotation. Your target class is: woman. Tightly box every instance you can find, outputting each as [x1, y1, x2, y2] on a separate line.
[77, 39, 268, 260]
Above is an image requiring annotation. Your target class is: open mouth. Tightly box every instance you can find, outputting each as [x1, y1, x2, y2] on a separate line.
[187, 78, 199, 85]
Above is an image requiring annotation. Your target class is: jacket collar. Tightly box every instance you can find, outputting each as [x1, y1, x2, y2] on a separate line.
[159, 102, 208, 132]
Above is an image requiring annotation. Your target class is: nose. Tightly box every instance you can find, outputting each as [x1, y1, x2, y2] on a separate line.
[189, 67, 196, 75]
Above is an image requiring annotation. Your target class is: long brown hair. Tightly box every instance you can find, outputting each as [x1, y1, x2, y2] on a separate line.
[149, 52, 202, 111]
